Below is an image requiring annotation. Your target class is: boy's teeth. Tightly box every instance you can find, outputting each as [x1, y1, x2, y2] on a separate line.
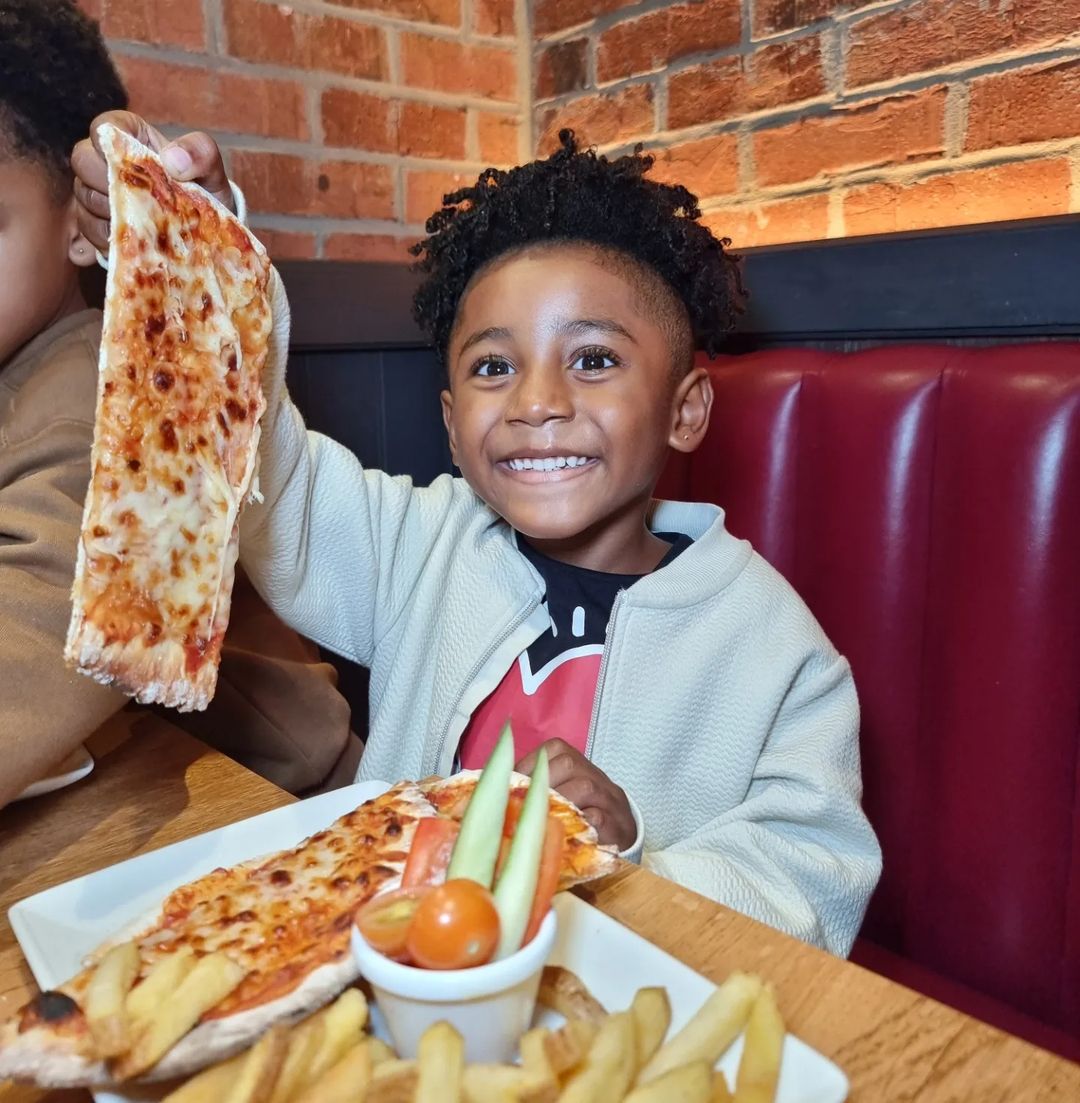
[507, 456, 590, 471]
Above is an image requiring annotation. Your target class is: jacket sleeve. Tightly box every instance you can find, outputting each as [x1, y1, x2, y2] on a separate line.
[239, 268, 457, 668]
[0, 415, 127, 807]
[641, 652, 881, 957]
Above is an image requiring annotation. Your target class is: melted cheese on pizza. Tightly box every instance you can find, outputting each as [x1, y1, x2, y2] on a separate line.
[65, 125, 271, 710]
[65, 783, 436, 1020]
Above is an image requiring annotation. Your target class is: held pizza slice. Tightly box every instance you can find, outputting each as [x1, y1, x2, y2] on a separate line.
[64, 124, 272, 712]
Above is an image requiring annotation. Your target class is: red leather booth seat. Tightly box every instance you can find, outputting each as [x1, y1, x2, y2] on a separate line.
[656, 345, 1080, 1059]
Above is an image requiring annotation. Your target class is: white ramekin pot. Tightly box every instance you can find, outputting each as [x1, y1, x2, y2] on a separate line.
[350, 909, 557, 1063]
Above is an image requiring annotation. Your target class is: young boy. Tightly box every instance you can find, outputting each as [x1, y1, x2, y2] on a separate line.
[0, 0, 358, 807]
[74, 122, 881, 954]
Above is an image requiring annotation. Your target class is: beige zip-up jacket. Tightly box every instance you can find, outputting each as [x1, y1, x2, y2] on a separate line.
[0, 309, 359, 803]
[241, 273, 882, 956]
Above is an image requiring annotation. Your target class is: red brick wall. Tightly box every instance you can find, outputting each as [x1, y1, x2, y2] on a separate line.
[534, 0, 1080, 247]
[78, 0, 525, 260]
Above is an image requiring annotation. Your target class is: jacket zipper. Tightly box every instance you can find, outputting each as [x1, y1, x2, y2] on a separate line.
[584, 590, 625, 760]
[431, 597, 540, 774]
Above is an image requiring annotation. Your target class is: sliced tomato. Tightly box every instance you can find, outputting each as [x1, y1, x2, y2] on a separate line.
[522, 816, 565, 946]
[406, 879, 501, 970]
[356, 886, 429, 959]
[501, 793, 525, 837]
[402, 818, 459, 888]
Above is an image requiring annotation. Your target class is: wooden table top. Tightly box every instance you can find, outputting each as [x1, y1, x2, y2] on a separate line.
[2, 722, 1077, 1102]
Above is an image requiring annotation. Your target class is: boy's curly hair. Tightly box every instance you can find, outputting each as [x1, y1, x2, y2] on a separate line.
[0, 0, 127, 193]
[411, 130, 746, 361]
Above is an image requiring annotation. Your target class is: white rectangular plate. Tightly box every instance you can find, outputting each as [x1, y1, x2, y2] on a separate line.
[10, 782, 847, 1102]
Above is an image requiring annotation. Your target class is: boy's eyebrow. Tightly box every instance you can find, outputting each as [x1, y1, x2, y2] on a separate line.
[460, 326, 513, 354]
[558, 317, 638, 344]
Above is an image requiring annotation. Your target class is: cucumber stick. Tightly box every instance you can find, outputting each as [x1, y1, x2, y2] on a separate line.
[446, 722, 514, 886]
[493, 748, 549, 958]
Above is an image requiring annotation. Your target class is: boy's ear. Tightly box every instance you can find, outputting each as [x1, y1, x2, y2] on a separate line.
[668, 365, 713, 453]
[65, 196, 98, 268]
[440, 388, 459, 465]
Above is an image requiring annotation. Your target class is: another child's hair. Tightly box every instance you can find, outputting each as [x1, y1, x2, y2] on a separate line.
[0, 0, 127, 194]
[411, 130, 746, 360]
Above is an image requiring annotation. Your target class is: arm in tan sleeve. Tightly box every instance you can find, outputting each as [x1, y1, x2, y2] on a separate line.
[0, 417, 126, 808]
[170, 571, 360, 795]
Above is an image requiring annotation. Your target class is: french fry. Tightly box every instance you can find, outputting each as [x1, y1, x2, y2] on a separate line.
[292, 1039, 373, 1103]
[543, 1019, 598, 1079]
[624, 1060, 712, 1103]
[367, 1057, 418, 1103]
[636, 973, 761, 1086]
[126, 947, 196, 1026]
[222, 1025, 288, 1103]
[301, 988, 369, 1086]
[711, 1071, 735, 1103]
[520, 1027, 556, 1086]
[629, 988, 670, 1073]
[417, 1021, 465, 1103]
[557, 1010, 636, 1103]
[539, 967, 607, 1025]
[162, 1052, 245, 1103]
[85, 941, 140, 1057]
[367, 1036, 397, 1067]
[733, 986, 784, 1103]
[463, 1063, 556, 1103]
[266, 1014, 326, 1103]
[112, 952, 246, 1080]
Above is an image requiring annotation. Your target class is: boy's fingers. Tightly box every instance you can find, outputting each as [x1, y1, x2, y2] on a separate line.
[74, 178, 110, 220]
[76, 208, 110, 255]
[71, 137, 108, 197]
[87, 110, 165, 156]
[160, 132, 235, 213]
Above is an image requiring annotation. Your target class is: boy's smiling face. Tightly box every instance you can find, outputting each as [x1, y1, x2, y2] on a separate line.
[0, 156, 89, 367]
[442, 244, 713, 573]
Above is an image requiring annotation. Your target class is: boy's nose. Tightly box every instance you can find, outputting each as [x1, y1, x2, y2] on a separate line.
[507, 366, 573, 426]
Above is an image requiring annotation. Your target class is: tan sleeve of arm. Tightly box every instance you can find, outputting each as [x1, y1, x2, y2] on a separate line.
[165, 571, 359, 795]
[0, 418, 126, 807]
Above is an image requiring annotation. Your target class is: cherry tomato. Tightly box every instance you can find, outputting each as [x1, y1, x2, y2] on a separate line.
[356, 886, 429, 959]
[522, 816, 564, 945]
[402, 818, 459, 888]
[405, 879, 500, 970]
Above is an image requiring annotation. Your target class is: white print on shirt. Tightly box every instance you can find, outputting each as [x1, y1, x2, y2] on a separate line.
[517, 601, 603, 695]
[518, 643, 604, 695]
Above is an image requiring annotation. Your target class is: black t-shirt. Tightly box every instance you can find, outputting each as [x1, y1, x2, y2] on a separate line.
[457, 533, 692, 767]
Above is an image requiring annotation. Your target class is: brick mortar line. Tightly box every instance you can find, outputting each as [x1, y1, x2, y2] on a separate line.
[538, 38, 1080, 112]
[219, 131, 492, 172]
[822, 23, 844, 98]
[842, 34, 1080, 96]
[387, 25, 403, 85]
[592, 38, 748, 92]
[203, 0, 222, 54]
[249, 213, 426, 234]
[512, 0, 533, 158]
[242, 0, 513, 45]
[533, 0, 912, 50]
[465, 107, 480, 160]
[736, 128, 754, 191]
[689, 140, 1080, 209]
[943, 83, 969, 159]
[535, 42, 1080, 140]
[109, 40, 520, 112]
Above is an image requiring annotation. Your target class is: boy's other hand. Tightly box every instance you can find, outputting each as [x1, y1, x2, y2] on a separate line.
[516, 739, 637, 853]
[71, 111, 234, 254]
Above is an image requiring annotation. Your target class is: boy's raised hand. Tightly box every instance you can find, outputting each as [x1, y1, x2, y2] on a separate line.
[71, 111, 234, 255]
[516, 739, 637, 853]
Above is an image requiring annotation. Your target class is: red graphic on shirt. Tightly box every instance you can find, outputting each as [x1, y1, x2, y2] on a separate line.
[458, 645, 602, 768]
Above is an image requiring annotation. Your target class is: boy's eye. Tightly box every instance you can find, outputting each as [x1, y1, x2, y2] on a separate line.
[474, 357, 515, 378]
[571, 349, 617, 373]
